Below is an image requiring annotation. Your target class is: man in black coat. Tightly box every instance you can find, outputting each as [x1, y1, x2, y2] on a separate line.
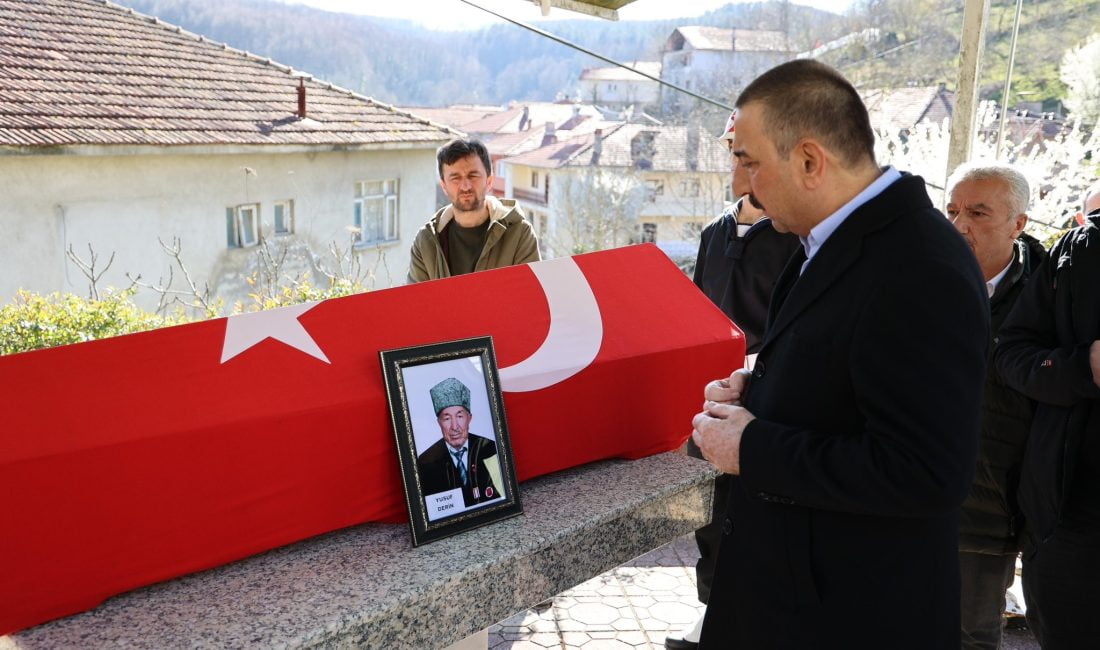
[946, 162, 1047, 650]
[691, 60, 989, 649]
[417, 377, 500, 509]
[993, 187, 1100, 650]
[669, 112, 800, 650]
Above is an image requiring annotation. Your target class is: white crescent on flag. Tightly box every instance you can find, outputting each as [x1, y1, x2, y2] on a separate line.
[216, 258, 605, 391]
[498, 257, 604, 392]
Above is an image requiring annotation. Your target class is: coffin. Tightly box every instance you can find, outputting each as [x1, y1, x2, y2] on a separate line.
[0, 244, 743, 634]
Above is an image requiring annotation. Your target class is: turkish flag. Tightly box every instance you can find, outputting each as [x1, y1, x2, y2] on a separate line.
[0, 244, 743, 634]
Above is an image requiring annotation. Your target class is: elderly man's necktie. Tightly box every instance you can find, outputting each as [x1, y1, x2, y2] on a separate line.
[451, 448, 468, 485]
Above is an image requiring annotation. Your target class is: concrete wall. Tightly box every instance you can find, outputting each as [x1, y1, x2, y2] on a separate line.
[578, 78, 660, 108]
[0, 147, 441, 311]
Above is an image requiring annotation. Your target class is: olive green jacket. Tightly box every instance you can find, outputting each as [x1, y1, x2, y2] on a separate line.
[407, 196, 540, 283]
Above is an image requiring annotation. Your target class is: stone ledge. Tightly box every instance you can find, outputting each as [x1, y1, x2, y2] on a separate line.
[5, 452, 716, 650]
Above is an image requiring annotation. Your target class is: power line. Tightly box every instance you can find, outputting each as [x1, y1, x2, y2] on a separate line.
[455, 0, 734, 112]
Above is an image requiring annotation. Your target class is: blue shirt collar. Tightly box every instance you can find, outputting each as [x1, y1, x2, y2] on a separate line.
[800, 166, 902, 274]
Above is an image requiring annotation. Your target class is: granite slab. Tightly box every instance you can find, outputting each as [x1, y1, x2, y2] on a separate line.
[3, 453, 717, 650]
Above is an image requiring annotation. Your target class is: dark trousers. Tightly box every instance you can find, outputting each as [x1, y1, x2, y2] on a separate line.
[959, 551, 1016, 650]
[688, 438, 731, 604]
[1022, 529, 1100, 650]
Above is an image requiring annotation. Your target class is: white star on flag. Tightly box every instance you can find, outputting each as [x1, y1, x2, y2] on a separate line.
[220, 301, 330, 364]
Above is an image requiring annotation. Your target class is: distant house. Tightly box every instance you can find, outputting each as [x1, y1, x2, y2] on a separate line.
[660, 26, 793, 112]
[578, 61, 661, 109]
[0, 0, 457, 310]
[861, 85, 955, 133]
[398, 101, 610, 201]
[498, 123, 729, 263]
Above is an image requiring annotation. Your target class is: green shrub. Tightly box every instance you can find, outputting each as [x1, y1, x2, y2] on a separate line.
[0, 288, 186, 356]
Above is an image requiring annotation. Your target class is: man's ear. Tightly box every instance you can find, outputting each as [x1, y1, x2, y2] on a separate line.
[1012, 213, 1028, 238]
[796, 139, 828, 190]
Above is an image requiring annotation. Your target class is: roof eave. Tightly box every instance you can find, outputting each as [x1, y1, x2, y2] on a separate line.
[0, 140, 454, 158]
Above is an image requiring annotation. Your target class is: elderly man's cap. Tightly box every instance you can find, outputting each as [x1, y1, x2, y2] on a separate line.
[718, 110, 737, 142]
[430, 377, 471, 415]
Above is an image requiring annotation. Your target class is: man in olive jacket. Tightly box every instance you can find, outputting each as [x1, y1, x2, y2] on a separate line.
[408, 139, 540, 283]
[946, 162, 1047, 650]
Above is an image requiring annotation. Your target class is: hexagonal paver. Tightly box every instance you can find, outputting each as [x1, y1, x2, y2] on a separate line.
[647, 601, 700, 626]
[580, 638, 634, 649]
[567, 602, 620, 626]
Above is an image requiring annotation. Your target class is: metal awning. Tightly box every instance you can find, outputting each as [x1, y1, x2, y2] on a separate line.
[526, 0, 638, 20]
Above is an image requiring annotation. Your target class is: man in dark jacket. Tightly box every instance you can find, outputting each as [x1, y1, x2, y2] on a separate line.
[993, 189, 1100, 649]
[670, 112, 799, 650]
[691, 60, 988, 649]
[946, 162, 1047, 650]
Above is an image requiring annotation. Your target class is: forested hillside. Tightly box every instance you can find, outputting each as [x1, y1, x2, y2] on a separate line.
[115, 0, 1096, 112]
[115, 0, 844, 106]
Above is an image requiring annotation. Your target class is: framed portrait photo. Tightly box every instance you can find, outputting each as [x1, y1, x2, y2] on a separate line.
[380, 336, 523, 546]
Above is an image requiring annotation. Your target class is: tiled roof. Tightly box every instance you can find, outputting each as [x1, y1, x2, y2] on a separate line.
[462, 103, 604, 136]
[500, 131, 602, 169]
[0, 0, 458, 150]
[668, 27, 790, 53]
[396, 105, 505, 131]
[501, 123, 729, 174]
[579, 61, 661, 82]
[861, 86, 955, 131]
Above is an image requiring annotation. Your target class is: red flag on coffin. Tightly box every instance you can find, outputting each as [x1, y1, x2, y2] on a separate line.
[0, 244, 743, 635]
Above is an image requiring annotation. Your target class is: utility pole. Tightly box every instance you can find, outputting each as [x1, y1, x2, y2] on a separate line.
[946, 0, 990, 180]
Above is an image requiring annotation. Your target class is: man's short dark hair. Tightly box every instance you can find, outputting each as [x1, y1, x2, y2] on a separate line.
[436, 139, 492, 179]
[736, 60, 876, 169]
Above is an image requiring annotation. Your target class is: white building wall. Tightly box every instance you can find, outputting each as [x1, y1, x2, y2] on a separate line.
[0, 147, 440, 311]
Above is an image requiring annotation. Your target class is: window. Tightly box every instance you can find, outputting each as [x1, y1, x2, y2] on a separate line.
[354, 179, 399, 245]
[679, 178, 701, 197]
[273, 200, 294, 235]
[531, 171, 540, 188]
[645, 179, 664, 202]
[640, 222, 657, 243]
[226, 203, 260, 248]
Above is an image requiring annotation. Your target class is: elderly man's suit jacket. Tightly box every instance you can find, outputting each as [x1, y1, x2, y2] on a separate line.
[700, 174, 990, 650]
[417, 433, 499, 508]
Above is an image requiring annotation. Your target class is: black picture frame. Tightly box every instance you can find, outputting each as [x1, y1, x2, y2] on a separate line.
[380, 336, 523, 546]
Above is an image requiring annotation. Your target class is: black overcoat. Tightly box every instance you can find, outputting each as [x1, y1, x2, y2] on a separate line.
[700, 174, 989, 649]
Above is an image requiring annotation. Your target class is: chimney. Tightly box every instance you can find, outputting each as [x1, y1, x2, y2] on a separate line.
[518, 105, 530, 131]
[297, 78, 307, 119]
[541, 121, 557, 147]
[591, 129, 603, 165]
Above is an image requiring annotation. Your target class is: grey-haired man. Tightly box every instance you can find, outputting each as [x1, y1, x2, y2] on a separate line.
[416, 377, 500, 508]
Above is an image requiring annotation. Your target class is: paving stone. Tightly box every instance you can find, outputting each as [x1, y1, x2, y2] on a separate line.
[588, 629, 619, 639]
[611, 616, 643, 631]
[504, 641, 559, 650]
[580, 638, 635, 649]
[613, 630, 653, 646]
[528, 617, 561, 633]
[637, 616, 675, 631]
[626, 595, 656, 608]
[561, 631, 593, 646]
[646, 601, 700, 626]
[568, 602, 620, 626]
[526, 631, 565, 647]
